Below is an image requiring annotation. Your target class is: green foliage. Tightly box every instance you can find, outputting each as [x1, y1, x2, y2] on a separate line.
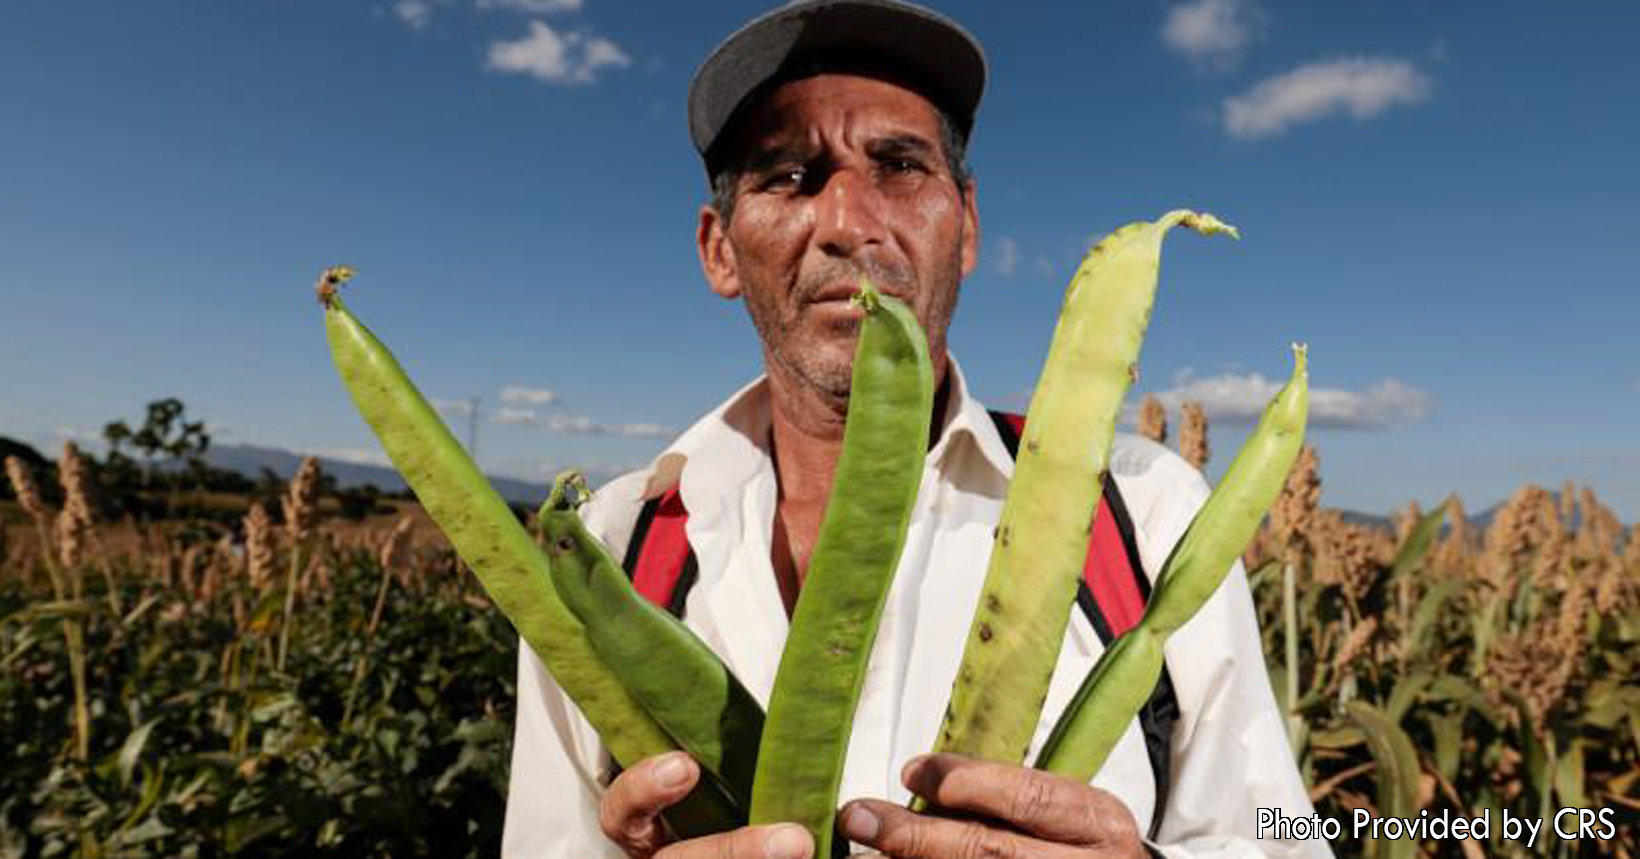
[1253, 503, 1640, 858]
[0, 547, 514, 858]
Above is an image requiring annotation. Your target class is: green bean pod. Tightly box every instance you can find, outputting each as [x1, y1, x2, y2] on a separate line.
[1034, 343, 1309, 781]
[317, 275, 708, 818]
[930, 212, 1239, 768]
[540, 471, 763, 821]
[749, 279, 934, 857]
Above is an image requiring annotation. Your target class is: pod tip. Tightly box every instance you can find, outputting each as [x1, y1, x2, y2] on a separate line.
[1291, 342, 1308, 374]
[544, 470, 592, 512]
[1180, 211, 1239, 240]
[849, 276, 882, 312]
[316, 265, 356, 309]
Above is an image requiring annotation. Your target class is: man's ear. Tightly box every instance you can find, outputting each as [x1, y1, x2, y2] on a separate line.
[697, 205, 741, 299]
[959, 178, 978, 279]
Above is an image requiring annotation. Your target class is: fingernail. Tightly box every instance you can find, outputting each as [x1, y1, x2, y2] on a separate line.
[765, 824, 811, 859]
[840, 804, 881, 841]
[653, 754, 690, 788]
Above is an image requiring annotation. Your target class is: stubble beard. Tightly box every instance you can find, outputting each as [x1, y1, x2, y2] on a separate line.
[745, 252, 961, 402]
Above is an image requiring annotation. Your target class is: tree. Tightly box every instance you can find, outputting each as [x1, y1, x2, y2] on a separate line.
[103, 398, 211, 519]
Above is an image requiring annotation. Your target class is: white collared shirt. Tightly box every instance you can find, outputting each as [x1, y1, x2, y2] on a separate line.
[503, 356, 1333, 859]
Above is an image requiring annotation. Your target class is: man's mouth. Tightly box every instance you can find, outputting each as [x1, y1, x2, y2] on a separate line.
[807, 281, 910, 305]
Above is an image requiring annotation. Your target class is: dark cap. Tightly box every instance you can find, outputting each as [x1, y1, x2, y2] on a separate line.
[687, 0, 986, 175]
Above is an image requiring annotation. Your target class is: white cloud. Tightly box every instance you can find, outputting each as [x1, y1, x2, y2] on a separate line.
[501, 385, 560, 406]
[316, 447, 394, 468]
[545, 414, 674, 438]
[494, 407, 538, 425]
[1033, 255, 1056, 279]
[476, 0, 582, 13]
[614, 423, 671, 438]
[1223, 57, 1432, 140]
[487, 20, 631, 85]
[1162, 0, 1265, 74]
[1127, 369, 1433, 429]
[992, 237, 1019, 277]
[394, 0, 435, 29]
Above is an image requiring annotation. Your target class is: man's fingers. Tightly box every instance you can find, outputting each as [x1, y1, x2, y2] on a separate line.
[599, 752, 700, 854]
[900, 753, 1138, 847]
[839, 798, 1079, 859]
[653, 823, 813, 859]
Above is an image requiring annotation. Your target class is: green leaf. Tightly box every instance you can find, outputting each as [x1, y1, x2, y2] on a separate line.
[1553, 741, 1586, 810]
[117, 718, 161, 787]
[1345, 701, 1422, 859]
[1247, 559, 1281, 592]
[1390, 505, 1447, 581]
[1403, 579, 1465, 663]
[27, 599, 94, 620]
[1309, 725, 1366, 750]
[1499, 689, 1553, 818]
[120, 593, 163, 627]
[1430, 712, 1464, 784]
[1386, 670, 1434, 723]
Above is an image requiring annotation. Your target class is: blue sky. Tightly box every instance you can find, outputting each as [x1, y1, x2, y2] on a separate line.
[3, 0, 1637, 521]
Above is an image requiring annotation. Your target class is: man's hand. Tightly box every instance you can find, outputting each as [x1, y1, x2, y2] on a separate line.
[599, 751, 814, 859]
[839, 753, 1148, 859]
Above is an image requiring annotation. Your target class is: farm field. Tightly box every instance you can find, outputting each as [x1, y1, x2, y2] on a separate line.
[2, 436, 1636, 858]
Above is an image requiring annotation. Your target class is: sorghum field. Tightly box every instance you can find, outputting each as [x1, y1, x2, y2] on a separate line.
[2, 405, 1636, 857]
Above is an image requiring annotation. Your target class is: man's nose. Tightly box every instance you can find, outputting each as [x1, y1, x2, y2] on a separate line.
[812, 168, 887, 258]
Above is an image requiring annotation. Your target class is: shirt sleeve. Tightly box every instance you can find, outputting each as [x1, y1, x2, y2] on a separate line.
[501, 639, 627, 859]
[1130, 457, 1336, 859]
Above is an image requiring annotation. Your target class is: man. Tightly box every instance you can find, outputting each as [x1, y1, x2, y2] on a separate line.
[504, 2, 1331, 858]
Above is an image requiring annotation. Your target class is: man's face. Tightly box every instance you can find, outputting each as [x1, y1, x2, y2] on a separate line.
[697, 73, 978, 399]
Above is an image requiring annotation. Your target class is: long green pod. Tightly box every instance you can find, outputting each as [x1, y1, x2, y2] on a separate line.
[749, 279, 934, 857]
[315, 271, 677, 777]
[931, 211, 1238, 767]
[1140, 343, 1309, 636]
[540, 472, 763, 820]
[1034, 344, 1309, 780]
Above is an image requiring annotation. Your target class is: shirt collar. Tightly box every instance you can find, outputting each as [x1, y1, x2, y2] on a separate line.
[636, 352, 1017, 505]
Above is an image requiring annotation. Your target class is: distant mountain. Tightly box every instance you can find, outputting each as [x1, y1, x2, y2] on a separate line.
[203, 443, 555, 506]
[1336, 508, 1393, 530]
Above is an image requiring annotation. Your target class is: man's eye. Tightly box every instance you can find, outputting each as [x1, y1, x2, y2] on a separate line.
[761, 168, 805, 190]
[877, 159, 929, 191]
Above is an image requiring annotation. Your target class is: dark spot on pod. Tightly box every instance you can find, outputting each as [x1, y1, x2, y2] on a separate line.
[554, 537, 574, 553]
[998, 525, 1011, 548]
[1026, 439, 1040, 454]
[1127, 363, 1138, 383]
[985, 592, 1001, 612]
[979, 623, 994, 642]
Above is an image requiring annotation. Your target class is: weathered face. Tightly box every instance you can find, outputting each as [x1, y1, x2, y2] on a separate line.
[697, 73, 978, 399]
